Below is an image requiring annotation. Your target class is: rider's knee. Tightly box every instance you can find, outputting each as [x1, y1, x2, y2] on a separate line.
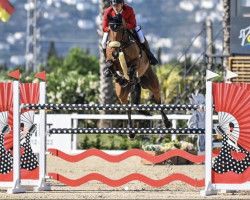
[135, 25, 145, 43]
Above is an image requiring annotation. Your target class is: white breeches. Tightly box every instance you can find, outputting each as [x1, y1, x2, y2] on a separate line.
[135, 25, 145, 43]
[102, 32, 109, 49]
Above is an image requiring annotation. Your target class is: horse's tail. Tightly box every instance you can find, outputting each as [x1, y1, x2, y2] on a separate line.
[131, 83, 152, 116]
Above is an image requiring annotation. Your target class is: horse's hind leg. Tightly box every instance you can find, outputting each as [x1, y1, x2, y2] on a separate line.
[141, 67, 172, 128]
[115, 83, 135, 139]
[130, 82, 151, 116]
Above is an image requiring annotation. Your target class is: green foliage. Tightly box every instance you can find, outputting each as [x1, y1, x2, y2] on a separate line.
[154, 62, 183, 103]
[46, 56, 63, 73]
[47, 69, 99, 104]
[150, 135, 157, 144]
[0, 47, 100, 106]
[80, 135, 90, 149]
[45, 47, 100, 104]
[162, 136, 171, 143]
[131, 137, 142, 149]
[78, 134, 143, 150]
[108, 135, 115, 150]
[0, 70, 13, 82]
[143, 140, 195, 153]
[120, 136, 129, 150]
[63, 48, 99, 75]
[95, 134, 102, 149]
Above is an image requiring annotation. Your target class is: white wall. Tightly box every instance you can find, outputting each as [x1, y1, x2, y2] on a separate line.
[31, 114, 72, 153]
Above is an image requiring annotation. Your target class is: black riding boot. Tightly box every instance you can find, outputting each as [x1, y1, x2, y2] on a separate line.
[103, 48, 107, 59]
[103, 49, 113, 77]
[142, 39, 158, 65]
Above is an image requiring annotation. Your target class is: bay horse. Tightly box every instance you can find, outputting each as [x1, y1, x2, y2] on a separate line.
[105, 14, 171, 139]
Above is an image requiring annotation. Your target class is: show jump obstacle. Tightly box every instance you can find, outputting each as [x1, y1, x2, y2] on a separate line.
[1, 70, 250, 195]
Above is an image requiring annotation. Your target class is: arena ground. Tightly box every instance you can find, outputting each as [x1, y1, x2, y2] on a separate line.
[0, 155, 250, 199]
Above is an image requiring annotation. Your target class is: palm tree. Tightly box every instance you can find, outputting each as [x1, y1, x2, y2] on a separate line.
[98, 0, 115, 128]
[222, 0, 230, 74]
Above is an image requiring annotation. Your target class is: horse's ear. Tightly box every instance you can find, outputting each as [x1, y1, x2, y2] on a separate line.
[107, 14, 113, 21]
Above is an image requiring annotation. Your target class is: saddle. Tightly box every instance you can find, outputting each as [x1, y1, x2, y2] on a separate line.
[128, 30, 143, 58]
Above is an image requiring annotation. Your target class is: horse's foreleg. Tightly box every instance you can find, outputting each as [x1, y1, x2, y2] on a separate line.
[127, 110, 136, 139]
[115, 83, 135, 139]
[127, 62, 140, 85]
[127, 110, 132, 128]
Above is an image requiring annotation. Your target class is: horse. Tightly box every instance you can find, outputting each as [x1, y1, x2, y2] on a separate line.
[105, 14, 171, 139]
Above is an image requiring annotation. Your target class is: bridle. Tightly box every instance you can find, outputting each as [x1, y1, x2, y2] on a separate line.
[108, 22, 133, 52]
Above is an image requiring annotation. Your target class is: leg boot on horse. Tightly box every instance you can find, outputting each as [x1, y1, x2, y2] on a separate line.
[103, 49, 113, 77]
[115, 83, 136, 140]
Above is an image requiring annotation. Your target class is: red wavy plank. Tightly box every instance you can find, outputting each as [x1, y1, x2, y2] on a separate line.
[48, 148, 220, 164]
[48, 172, 205, 187]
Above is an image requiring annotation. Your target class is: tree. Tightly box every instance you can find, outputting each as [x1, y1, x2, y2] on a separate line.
[98, 0, 115, 128]
[223, 0, 230, 76]
[47, 40, 57, 61]
[63, 48, 99, 75]
[46, 47, 99, 105]
[154, 63, 183, 104]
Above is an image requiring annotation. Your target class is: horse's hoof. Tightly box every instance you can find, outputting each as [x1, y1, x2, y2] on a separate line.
[128, 133, 136, 141]
[164, 120, 172, 128]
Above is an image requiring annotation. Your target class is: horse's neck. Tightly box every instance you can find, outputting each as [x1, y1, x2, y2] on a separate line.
[122, 20, 129, 43]
[122, 29, 129, 43]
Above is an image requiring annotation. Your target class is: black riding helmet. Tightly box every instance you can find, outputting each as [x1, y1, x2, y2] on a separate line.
[110, 0, 123, 6]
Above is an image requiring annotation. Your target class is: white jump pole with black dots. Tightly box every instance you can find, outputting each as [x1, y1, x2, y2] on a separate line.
[22, 104, 200, 111]
[49, 128, 206, 135]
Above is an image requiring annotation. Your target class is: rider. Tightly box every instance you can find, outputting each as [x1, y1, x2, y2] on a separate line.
[102, 0, 158, 77]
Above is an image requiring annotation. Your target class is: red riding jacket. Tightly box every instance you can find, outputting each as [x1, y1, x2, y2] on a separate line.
[102, 4, 136, 32]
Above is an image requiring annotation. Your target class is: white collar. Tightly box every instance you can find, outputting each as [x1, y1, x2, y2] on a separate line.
[114, 8, 123, 15]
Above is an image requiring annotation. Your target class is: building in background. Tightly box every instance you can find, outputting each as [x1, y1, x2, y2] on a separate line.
[229, 0, 250, 83]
